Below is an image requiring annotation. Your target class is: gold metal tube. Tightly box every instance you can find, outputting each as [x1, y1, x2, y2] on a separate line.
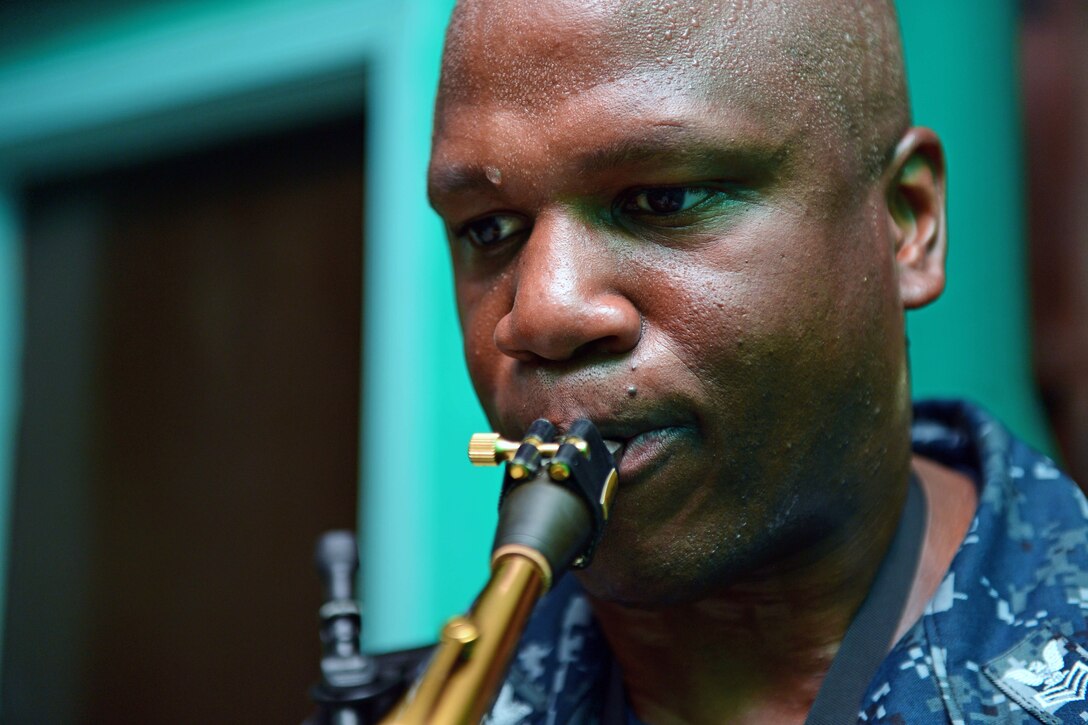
[381, 553, 544, 725]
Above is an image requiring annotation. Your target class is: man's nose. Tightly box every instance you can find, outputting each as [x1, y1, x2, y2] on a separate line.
[494, 214, 641, 363]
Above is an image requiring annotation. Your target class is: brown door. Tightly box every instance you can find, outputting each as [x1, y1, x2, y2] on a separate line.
[4, 114, 364, 724]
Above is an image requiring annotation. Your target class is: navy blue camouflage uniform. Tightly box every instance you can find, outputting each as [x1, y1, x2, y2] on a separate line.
[484, 400, 1088, 724]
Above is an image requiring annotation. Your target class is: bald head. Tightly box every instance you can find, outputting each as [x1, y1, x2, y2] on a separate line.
[438, 0, 910, 180]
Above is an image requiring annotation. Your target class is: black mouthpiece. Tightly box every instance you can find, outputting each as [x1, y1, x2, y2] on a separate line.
[493, 418, 618, 577]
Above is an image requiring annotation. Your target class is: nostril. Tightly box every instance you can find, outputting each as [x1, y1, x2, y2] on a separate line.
[571, 333, 639, 360]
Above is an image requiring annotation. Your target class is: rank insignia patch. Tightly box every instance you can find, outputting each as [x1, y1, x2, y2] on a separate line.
[985, 625, 1088, 724]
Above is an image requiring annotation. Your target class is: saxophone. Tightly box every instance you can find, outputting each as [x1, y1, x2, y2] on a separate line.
[308, 419, 619, 725]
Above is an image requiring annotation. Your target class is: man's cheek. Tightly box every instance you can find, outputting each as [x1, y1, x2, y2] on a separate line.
[646, 286, 755, 379]
[454, 294, 498, 395]
[464, 324, 498, 382]
[457, 279, 499, 346]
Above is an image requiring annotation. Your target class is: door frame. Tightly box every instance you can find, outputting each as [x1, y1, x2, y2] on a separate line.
[0, 0, 381, 688]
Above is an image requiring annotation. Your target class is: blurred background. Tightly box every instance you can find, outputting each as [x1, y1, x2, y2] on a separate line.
[0, 0, 1083, 722]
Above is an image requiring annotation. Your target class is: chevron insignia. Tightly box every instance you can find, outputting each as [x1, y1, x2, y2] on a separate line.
[1035, 659, 1088, 708]
[985, 625, 1088, 724]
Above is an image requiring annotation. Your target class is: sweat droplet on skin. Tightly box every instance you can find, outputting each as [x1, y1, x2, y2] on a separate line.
[485, 166, 502, 185]
[626, 385, 638, 397]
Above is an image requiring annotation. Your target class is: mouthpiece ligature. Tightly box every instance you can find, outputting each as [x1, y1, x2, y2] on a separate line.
[469, 419, 620, 567]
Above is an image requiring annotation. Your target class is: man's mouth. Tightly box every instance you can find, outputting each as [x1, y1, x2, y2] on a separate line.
[607, 426, 690, 480]
[503, 405, 695, 481]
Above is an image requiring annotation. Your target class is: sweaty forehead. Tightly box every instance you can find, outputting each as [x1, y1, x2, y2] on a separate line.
[445, 0, 874, 100]
[441, 0, 676, 108]
[437, 0, 908, 175]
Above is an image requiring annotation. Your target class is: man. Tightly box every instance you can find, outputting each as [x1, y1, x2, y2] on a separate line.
[426, 0, 1088, 722]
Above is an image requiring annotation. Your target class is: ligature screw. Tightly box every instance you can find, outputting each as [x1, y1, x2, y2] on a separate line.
[467, 433, 588, 466]
[548, 462, 572, 481]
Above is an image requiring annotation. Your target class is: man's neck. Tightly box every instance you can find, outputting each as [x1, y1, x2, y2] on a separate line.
[586, 455, 978, 725]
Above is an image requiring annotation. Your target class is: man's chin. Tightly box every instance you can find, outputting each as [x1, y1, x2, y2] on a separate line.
[573, 557, 729, 610]
[572, 570, 675, 610]
[571, 526, 783, 609]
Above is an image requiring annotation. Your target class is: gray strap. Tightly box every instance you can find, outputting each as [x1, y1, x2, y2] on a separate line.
[803, 475, 927, 725]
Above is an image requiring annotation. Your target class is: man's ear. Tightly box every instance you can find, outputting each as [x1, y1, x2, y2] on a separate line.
[886, 127, 947, 309]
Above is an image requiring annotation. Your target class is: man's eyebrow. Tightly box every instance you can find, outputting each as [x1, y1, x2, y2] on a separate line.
[428, 166, 491, 207]
[576, 127, 792, 176]
[428, 127, 791, 205]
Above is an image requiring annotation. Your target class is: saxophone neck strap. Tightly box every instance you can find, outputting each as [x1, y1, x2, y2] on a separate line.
[803, 472, 927, 725]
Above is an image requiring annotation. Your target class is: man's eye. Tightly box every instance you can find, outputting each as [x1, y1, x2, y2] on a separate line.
[457, 214, 529, 248]
[622, 187, 714, 215]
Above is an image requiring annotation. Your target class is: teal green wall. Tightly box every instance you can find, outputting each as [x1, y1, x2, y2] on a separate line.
[0, 0, 376, 173]
[358, 0, 494, 654]
[897, 0, 1052, 452]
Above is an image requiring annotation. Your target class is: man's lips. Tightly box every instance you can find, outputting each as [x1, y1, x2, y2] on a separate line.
[500, 400, 696, 477]
[605, 426, 691, 480]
